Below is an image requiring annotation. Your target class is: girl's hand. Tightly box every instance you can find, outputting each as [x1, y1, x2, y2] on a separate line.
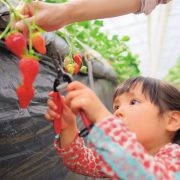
[65, 81, 112, 123]
[45, 96, 77, 130]
[45, 95, 78, 148]
[15, 1, 71, 32]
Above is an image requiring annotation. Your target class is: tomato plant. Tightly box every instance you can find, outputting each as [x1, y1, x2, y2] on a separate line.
[45, 0, 140, 81]
[0, 0, 45, 108]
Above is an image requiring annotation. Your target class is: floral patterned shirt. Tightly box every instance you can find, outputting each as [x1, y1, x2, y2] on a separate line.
[55, 116, 180, 180]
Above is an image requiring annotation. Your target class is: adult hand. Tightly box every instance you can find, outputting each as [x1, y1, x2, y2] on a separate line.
[15, 1, 71, 32]
[65, 81, 112, 123]
[14, 0, 142, 33]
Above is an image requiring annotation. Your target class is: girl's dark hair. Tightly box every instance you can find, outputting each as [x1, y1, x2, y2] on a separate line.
[113, 76, 180, 144]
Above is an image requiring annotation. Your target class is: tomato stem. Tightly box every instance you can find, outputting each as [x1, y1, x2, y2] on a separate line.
[0, 21, 11, 39]
[1, 0, 36, 55]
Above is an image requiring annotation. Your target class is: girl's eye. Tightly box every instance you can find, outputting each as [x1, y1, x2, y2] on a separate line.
[130, 99, 140, 105]
[114, 105, 120, 110]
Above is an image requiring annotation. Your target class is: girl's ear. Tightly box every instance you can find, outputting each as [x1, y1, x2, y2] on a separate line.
[166, 111, 180, 132]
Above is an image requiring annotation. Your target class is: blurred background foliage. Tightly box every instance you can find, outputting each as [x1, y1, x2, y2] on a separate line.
[44, 0, 140, 82]
[164, 58, 180, 86]
[44, 0, 179, 85]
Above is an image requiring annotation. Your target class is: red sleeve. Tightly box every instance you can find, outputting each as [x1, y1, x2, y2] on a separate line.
[54, 133, 107, 178]
[87, 116, 180, 179]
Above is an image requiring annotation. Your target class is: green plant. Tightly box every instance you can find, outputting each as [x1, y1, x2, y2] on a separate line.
[0, 0, 44, 108]
[164, 58, 180, 86]
[1, 0, 45, 56]
[1, 0, 88, 107]
[45, 0, 140, 81]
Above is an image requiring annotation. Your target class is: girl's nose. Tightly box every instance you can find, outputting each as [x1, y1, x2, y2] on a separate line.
[114, 108, 124, 118]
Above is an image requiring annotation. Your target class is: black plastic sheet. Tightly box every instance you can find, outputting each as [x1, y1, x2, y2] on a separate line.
[0, 42, 68, 180]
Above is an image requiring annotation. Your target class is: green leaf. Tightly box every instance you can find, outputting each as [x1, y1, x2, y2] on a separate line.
[24, 0, 33, 3]
[121, 36, 130, 41]
[94, 20, 104, 26]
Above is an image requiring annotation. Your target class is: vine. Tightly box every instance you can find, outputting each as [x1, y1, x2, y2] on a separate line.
[44, 0, 141, 81]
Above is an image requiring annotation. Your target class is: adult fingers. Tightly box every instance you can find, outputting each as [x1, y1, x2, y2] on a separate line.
[15, 16, 34, 32]
[14, 1, 40, 31]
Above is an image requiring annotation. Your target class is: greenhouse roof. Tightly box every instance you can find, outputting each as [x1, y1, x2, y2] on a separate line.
[102, 0, 180, 79]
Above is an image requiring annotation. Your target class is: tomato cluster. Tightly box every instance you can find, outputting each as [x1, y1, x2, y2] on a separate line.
[5, 31, 46, 57]
[64, 53, 87, 75]
[4, 31, 46, 108]
[1, 1, 87, 109]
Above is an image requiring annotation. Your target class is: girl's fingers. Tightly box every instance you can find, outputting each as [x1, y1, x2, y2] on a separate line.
[44, 113, 54, 121]
[65, 89, 88, 107]
[45, 107, 60, 120]
[48, 108, 58, 118]
[66, 81, 87, 92]
[47, 99, 57, 111]
[67, 92, 91, 115]
[70, 97, 86, 114]
[63, 105, 77, 119]
[61, 95, 65, 101]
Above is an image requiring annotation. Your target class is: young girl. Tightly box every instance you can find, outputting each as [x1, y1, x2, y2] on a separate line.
[45, 76, 180, 179]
